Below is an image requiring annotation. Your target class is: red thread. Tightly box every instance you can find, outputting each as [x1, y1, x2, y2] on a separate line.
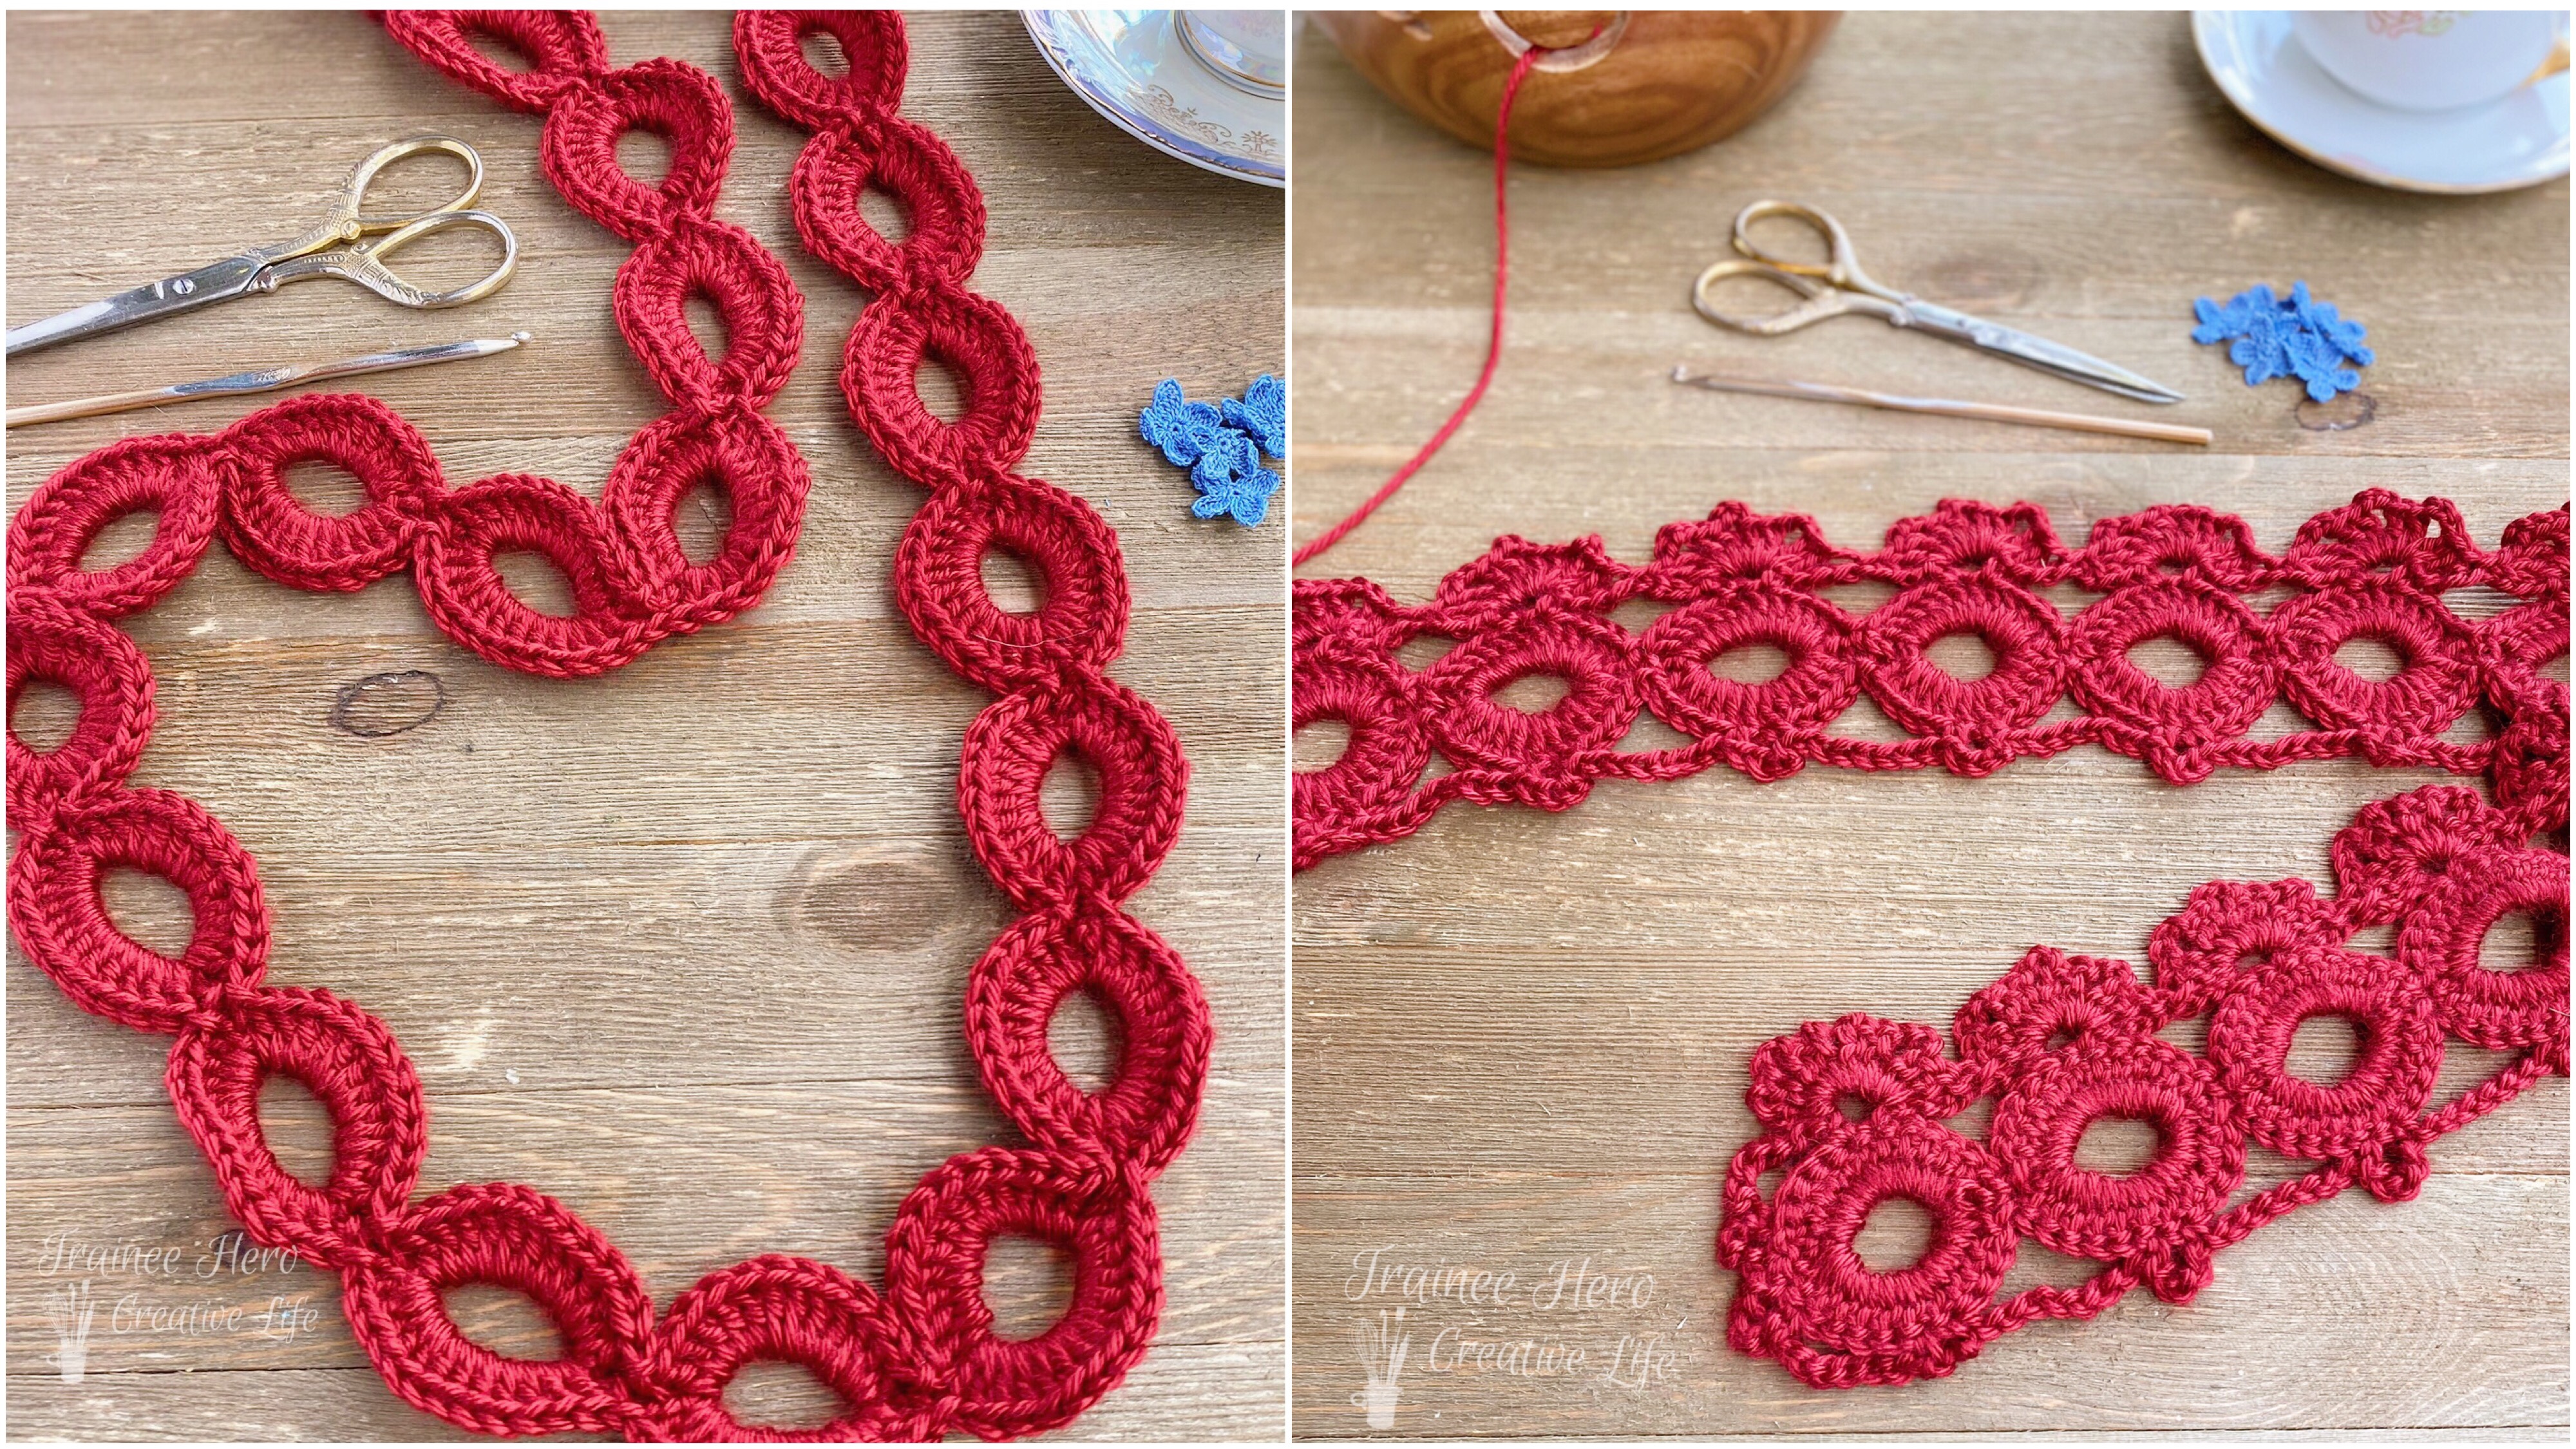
[1291, 43, 1549, 567]
[1297, 493, 2568, 1387]
[5, 12, 1204, 1441]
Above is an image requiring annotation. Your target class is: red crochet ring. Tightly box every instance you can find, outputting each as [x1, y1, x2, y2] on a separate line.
[1298, 492, 2567, 1388]
[6, 12, 1206, 1441]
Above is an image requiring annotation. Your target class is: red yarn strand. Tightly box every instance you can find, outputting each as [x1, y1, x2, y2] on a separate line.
[1291, 43, 1548, 568]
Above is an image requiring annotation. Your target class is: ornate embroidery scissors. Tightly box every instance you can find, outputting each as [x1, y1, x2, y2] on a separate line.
[5, 137, 518, 358]
[1692, 200, 2184, 405]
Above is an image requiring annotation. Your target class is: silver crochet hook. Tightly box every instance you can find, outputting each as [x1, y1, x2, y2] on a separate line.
[5, 333, 530, 429]
[1671, 365, 2212, 446]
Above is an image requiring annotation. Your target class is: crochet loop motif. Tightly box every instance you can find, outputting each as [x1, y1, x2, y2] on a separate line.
[1295, 491, 2569, 1387]
[6, 11, 1204, 1441]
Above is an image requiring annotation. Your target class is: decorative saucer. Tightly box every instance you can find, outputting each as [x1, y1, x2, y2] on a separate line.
[1021, 10, 1285, 188]
[2192, 10, 2569, 194]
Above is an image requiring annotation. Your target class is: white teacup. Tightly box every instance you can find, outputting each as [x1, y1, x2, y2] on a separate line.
[2292, 10, 2568, 112]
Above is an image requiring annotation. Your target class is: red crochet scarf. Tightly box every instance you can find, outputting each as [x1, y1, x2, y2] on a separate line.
[6, 12, 1204, 1439]
[1295, 490, 2568, 1387]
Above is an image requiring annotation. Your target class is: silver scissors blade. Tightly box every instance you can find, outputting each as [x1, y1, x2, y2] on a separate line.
[1899, 299, 2185, 404]
[5, 254, 269, 358]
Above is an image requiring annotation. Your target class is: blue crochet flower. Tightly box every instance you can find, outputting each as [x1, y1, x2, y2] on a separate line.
[1139, 374, 1283, 527]
[2192, 281, 2374, 403]
[1193, 461, 1282, 527]
[1222, 373, 1287, 458]
[1141, 379, 1232, 472]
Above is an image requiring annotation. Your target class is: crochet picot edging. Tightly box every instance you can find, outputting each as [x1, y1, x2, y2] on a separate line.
[6, 11, 1207, 1441]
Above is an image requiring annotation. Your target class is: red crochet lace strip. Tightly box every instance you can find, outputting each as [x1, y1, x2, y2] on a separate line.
[1294, 490, 2570, 869]
[5, 12, 1204, 1443]
[1297, 490, 2569, 1388]
[1721, 772, 2567, 1388]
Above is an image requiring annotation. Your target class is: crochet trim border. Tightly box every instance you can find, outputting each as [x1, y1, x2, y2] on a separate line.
[1294, 491, 2567, 869]
[5, 12, 1204, 1441]
[1721, 775, 2565, 1387]
[1294, 491, 2568, 1387]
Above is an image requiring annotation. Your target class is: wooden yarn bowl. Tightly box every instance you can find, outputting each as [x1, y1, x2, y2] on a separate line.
[1317, 10, 1839, 167]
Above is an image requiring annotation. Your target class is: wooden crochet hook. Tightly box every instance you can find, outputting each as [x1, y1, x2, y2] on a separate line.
[6, 332, 529, 428]
[1671, 366, 2213, 446]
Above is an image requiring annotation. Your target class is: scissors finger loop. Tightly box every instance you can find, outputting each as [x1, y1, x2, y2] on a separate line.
[1692, 258, 1887, 335]
[263, 210, 518, 308]
[1728, 198, 1890, 297]
[343, 135, 488, 233]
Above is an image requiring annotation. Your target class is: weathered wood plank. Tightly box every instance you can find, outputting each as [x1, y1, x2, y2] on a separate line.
[1, 1345, 1286, 1444]
[7, 824, 1283, 1109]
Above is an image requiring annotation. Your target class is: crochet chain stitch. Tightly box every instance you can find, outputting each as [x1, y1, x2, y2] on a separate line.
[5, 11, 1206, 1441]
[1296, 489, 2570, 1387]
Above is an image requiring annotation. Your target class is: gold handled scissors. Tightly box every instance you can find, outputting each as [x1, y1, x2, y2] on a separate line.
[5, 137, 518, 358]
[1691, 200, 2183, 405]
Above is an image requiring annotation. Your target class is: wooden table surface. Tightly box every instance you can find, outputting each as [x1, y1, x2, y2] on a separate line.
[1290, 12, 2567, 1441]
[5, 11, 1283, 1441]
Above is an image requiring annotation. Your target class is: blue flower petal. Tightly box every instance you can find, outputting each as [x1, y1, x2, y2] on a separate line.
[1222, 373, 1288, 459]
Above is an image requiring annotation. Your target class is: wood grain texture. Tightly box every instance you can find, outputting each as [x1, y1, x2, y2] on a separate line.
[5, 10, 1284, 1442]
[1289, 10, 2567, 1441]
[1313, 10, 1838, 167]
